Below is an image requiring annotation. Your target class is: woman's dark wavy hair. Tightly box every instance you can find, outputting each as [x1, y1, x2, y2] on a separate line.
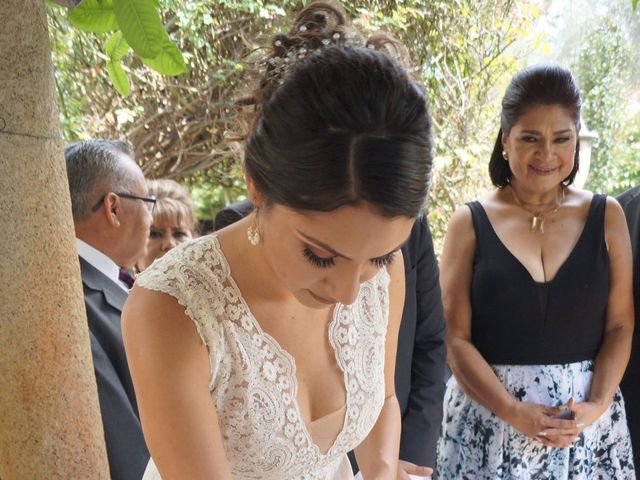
[243, 1, 432, 218]
[489, 64, 582, 188]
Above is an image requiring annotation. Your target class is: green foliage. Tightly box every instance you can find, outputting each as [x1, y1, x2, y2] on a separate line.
[106, 59, 131, 96]
[188, 166, 248, 221]
[54, 0, 185, 95]
[567, 1, 640, 194]
[112, 0, 164, 58]
[105, 31, 130, 60]
[141, 42, 187, 75]
[68, 0, 118, 33]
[614, 115, 640, 192]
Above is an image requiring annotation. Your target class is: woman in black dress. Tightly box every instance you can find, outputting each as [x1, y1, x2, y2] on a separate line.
[437, 65, 635, 479]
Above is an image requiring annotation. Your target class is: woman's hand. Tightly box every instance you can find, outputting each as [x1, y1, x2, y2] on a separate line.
[504, 401, 580, 448]
[537, 398, 608, 448]
[397, 460, 433, 479]
[566, 398, 606, 431]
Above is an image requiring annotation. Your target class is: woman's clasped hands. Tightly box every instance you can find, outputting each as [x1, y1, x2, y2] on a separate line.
[504, 398, 607, 448]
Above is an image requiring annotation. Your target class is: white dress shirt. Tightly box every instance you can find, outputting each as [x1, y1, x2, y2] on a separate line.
[76, 238, 130, 292]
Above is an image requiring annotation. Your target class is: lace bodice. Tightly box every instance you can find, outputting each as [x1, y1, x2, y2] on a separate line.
[136, 235, 390, 479]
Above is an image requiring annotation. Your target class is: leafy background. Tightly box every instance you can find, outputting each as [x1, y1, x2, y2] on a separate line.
[47, 0, 640, 253]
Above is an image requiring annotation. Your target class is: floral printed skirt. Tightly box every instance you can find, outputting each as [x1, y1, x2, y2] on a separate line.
[437, 361, 636, 479]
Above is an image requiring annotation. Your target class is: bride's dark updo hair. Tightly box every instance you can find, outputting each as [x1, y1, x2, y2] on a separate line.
[244, 1, 433, 217]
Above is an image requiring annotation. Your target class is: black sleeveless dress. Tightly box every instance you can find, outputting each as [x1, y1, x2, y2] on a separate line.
[437, 194, 635, 479]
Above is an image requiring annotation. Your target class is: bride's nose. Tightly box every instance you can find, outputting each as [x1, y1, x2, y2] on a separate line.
[327, 267, 364, 306]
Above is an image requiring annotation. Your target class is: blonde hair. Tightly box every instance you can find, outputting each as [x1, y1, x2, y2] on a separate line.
[148, 179, 198, 234]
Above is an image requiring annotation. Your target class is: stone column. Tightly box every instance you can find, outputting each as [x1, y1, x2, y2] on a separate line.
[575, 120, 599, 189]
[0, 1, 109, 478]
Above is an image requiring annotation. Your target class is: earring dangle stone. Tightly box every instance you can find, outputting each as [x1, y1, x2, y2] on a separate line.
[502, 150, 508, 161]
[247, 209, 261, 246]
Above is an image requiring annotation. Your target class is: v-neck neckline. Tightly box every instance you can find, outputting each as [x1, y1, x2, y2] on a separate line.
[210, 236, 349, 457]
[475, 195, 596, 285]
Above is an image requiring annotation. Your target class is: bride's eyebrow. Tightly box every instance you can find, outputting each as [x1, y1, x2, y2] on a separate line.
[297, 231, 406, 260]
[298, 232, 350, 259]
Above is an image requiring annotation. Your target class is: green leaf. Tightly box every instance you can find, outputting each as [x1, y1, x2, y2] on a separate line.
[112, 0, 165, 58]
[106, 60, 131, 96]
[141, 41, 186, 76]
[633, 0, 638, 11]
[68, 0, 118, 33]
[105, 31, 130, 61]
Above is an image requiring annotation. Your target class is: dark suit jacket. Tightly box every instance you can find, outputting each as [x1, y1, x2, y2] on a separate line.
[394, 215, 446, 468]
[215, 204, 447, 469]
[617, 186, 640, 472]
[80, 257, 149, 480]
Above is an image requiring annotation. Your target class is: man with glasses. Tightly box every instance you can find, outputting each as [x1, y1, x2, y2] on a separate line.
[65, 139, 152, 480]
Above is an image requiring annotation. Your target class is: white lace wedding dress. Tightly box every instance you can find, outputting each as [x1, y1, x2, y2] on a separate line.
[136, 235, 390, 479]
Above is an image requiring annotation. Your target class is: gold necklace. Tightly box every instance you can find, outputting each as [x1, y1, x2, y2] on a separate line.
[510, 185, 564, 234]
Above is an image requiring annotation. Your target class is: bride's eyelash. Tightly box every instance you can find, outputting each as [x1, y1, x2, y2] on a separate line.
[303, 247, 397, 269]
[371, 251, 396, 268]
[303, 247, 335, 268]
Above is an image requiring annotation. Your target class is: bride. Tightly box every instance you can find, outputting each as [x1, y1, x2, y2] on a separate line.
[122, 2, 434, 478]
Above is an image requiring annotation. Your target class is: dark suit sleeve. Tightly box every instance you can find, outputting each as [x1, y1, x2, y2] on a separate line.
[399, 217, 447, 467]
[618, 187, 640, 472]
[90, 332, 150, 480]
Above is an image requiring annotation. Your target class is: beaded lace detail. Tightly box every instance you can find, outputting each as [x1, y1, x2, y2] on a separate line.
[136, 235, 390, 479]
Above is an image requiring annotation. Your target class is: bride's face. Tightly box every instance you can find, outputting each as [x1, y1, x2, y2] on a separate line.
[258, 202, 414, 308]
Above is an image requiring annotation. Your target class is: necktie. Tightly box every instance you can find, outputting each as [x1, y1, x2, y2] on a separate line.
[119, 266, 135, 289]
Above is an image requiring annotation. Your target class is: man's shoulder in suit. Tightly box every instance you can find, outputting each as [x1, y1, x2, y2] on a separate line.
[79, 256, 127, 313]
[617, 185, 640, 209]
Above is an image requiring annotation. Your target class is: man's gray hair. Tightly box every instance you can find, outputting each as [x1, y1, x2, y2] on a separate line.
[64, 139, 137, 222]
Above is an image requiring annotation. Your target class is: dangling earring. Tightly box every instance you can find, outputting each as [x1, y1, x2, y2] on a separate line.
[502, 150, 508, 161]
[247, 207, 261, 246]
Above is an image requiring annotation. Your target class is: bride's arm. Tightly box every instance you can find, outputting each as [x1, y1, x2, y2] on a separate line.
[353, 253, 405, 478]
[122, 287, 234, 480]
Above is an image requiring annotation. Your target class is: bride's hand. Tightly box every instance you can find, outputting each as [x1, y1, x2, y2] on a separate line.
[397, 459, 433, 479]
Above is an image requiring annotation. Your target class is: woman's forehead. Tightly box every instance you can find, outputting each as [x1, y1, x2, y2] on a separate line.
[152, 212, 188, 228]
[514, 104, 576, 127]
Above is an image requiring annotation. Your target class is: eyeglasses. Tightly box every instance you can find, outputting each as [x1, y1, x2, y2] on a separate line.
[91, 192, 157, 213]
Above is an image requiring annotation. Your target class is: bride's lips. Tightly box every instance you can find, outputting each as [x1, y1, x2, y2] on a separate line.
[530, 165, 557, 175]
[308, 290, 337, 305]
